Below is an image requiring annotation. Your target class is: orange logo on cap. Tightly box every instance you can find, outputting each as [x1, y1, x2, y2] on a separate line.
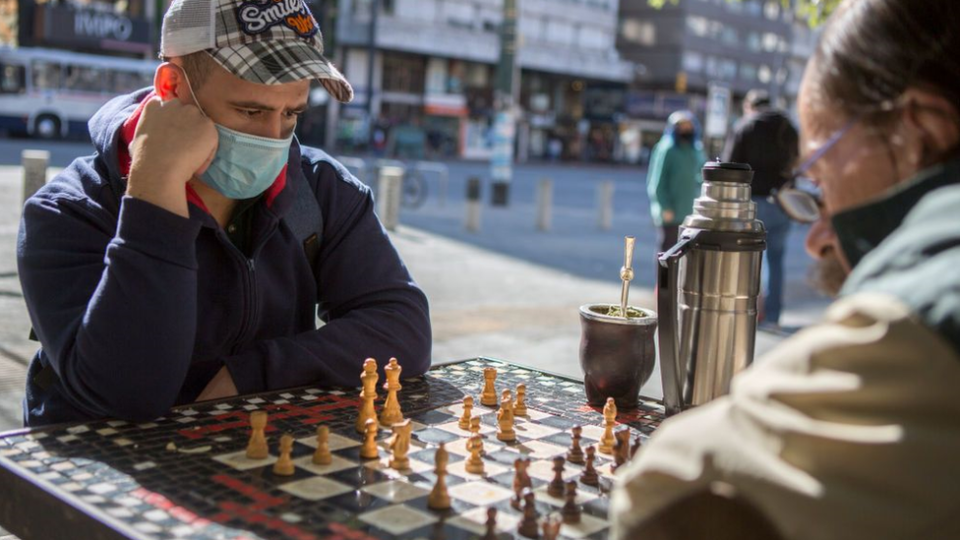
[285, 13, 315, 35]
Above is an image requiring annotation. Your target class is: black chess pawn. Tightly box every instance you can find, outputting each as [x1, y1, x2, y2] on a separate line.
[561, 480, 581, 524]
[581, 446, 600, 487]
[518, 488, 540, 539]
[548, 455, 566, 498]
[482, 507, 499, 540]
[567, 425, 585, 465]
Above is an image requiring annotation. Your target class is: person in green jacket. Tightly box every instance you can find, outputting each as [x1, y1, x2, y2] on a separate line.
[646, 110, 707, 254]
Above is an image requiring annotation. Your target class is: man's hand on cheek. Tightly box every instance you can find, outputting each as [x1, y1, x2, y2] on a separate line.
[126, 98, 218, 217]
[196, 366, 239, 402]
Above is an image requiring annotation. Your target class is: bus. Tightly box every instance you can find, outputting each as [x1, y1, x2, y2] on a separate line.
[0, 47, 158, 139]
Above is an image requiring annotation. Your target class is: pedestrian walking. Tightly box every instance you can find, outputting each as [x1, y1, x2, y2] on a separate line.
[647, 111, 707, 255]
[723, 89, 799, 328]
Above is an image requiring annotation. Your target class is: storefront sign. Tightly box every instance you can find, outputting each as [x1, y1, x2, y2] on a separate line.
[36, 4, 151, 51]
[424, 93, 468, 117]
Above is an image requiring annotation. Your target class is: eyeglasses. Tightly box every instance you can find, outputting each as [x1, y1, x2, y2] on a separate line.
[769, 118, 859, 224]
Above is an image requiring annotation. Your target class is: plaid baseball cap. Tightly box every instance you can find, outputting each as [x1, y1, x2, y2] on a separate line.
[160, 0, 353, 102]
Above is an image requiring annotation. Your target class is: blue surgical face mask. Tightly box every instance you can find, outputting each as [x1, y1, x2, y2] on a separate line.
[179, 67, 294, 200]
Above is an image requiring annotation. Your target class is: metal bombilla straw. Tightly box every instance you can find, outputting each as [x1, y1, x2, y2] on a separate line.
[620, 236, 636, 318]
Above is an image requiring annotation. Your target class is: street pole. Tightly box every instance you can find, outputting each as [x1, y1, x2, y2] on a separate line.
[490, 0, 519, 207]
[366, 0, 379, 145]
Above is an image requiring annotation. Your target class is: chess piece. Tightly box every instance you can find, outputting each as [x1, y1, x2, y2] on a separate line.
[428, 443, 452, 510]
[360, 418, 379, 459]
[548, 456, 566, 498]
[581, 446, 600, 487]
[541, 514, 562, 540]
[631, 435, 643, 458]
[482, 507, 499, 540]
[561, 481, 581, 524]
[613, 429, 631, 471]
[273, 434, 295, 476]
[388, 419, 412, 470]
[517, 488, 540, 539]
[598, 397, 617, 454]
[481, 367, 498, 406]
[512, 457, 532, 509]
[246, 410, 269, 459]
[312, 425, 332, 465]
[465, 434, 485, 474]
[567, 425, 585, 464]
[496, 391, 517, 442]
[459, 396, 474, 430]
[514, 383, 528, 416]
[469, 416, 485, 455]
[356, 358, 379, 434]
[379, 357, 404, 427]
[604, 396, 618, 422]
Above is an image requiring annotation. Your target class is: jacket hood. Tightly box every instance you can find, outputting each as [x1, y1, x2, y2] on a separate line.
[662, 110, 704, 151]
[88, 87, 154, 186]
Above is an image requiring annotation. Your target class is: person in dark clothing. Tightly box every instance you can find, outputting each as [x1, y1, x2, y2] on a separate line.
[16, 0, 432, 427]
[723, 89, 799, 327]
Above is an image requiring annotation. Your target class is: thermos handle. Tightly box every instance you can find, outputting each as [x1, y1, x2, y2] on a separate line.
[657, 231, 699, 416]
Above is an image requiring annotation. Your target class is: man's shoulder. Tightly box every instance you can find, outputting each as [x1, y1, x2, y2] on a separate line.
[298, 145, 369, 194]
[29, 155, 118, 214]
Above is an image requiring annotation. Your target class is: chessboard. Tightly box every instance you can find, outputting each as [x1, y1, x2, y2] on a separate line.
[0, 358, 665, 540]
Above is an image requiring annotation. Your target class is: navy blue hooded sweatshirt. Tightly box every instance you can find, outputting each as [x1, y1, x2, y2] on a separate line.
[17, 89, 432, 427]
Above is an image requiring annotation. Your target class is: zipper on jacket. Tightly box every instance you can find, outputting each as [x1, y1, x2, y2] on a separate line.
[223, 241, 260, 354]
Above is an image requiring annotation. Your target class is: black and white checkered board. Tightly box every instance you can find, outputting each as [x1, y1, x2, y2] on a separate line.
[0, 358, 665, 539]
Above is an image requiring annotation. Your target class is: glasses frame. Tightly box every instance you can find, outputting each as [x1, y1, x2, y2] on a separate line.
[769, 117, 860, 224]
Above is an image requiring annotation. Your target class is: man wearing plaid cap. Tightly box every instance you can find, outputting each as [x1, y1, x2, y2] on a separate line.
[16, 0, 431, 426]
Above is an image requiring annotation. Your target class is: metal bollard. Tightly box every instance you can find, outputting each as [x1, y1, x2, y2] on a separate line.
[377, 166, 404, 231]
[22, 150, 50, 204]
[597, 180, 615, 231]
[536, 179, 553, 232]
[465, 177, 482, 232]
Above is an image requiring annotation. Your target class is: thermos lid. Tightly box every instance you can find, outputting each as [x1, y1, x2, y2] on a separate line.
[702, 161, 754, 184]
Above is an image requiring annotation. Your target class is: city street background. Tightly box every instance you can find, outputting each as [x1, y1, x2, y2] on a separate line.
[0, 138, 831, 435]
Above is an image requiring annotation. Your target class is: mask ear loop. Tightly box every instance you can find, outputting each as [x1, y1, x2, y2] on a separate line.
[174, 64, 209, 119]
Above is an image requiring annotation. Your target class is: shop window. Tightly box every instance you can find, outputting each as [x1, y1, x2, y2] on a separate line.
[0, 63, 25, 94]
[30, 60, 60, 91]
[382, 53, 425, 94]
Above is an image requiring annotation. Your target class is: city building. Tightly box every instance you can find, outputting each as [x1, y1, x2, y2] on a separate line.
[332, 0, 633, 161]
[617, 0, 796, 156]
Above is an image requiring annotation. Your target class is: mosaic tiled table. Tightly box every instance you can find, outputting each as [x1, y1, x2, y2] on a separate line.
[0, 358, 665, 540]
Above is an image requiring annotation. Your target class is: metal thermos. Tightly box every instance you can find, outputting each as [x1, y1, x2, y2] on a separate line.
[657, 161, 766, 416]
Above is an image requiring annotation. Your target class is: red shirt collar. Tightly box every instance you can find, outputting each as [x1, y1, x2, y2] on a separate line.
[117, 93, 288, 213]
